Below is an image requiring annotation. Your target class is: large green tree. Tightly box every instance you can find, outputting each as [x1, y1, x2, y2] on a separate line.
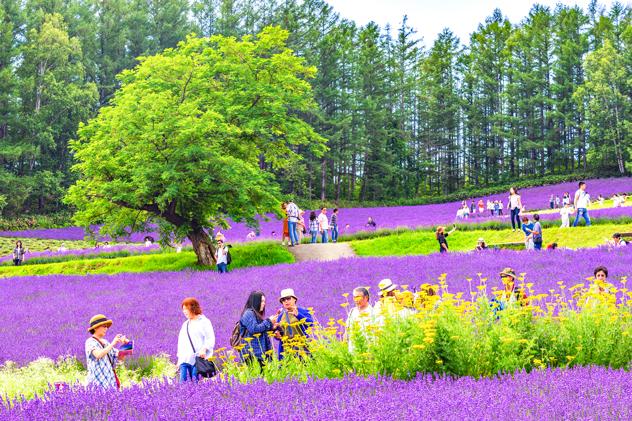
[66, 26, 325, 265]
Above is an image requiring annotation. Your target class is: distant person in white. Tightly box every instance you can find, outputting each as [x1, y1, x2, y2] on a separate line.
[317, 207, 330, 243]
[177, 297, 215, 382]
[573, 181, 591, 227]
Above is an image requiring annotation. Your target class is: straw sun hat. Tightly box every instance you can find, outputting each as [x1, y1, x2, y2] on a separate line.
[88, 314, 113, 332]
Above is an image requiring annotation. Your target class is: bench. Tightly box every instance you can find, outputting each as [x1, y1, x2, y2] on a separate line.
[487, 242, 524, 250]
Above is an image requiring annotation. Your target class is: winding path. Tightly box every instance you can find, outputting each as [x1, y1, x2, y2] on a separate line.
[287, 243, 356, 262]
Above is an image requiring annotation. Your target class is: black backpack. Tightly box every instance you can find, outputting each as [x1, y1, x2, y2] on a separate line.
[226, 248, 232, 265]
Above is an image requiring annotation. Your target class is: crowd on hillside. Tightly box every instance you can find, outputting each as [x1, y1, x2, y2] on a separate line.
[84, 264, 617, 389]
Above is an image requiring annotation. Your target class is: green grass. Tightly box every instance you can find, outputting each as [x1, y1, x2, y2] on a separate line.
[350, 222, 632, 256]
[0, 242, 293, 278]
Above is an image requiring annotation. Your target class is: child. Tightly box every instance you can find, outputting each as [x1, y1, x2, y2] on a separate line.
[559, 203, 574, 228]
[521, 216, 534, 250]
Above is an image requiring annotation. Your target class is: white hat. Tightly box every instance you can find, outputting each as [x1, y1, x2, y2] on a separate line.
[279, 288, 298, 302]
[378, 278, 397, 293]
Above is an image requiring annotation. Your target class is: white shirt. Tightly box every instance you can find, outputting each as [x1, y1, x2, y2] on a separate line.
[286, 202, 300, 222]
[345, 305, 375, 353]
[215, 246, 228, 264]
[509, 194, 521, 209]
[575, 189, 589, 208]
[177, 315, 215, 366]
[317, 213, 329, 230]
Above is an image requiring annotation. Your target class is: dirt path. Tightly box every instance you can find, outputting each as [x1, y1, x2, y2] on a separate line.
[287, 242, 356, 262]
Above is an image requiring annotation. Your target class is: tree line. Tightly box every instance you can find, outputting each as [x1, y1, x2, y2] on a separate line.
[1, 0, 631, 217]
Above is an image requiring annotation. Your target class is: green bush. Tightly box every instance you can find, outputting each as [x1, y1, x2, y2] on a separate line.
[0, 212, 72, 231]
[0, 355, 175, 402]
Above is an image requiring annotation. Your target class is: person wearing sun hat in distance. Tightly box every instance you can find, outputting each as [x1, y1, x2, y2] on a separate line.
[274, 288, 314, 360]
[85, 314, 129, 390]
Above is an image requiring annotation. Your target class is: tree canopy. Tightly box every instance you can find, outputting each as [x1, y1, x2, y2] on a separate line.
[65, 26, 326, 265]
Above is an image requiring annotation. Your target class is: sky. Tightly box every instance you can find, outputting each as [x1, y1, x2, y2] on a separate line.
[325, 0, 629, 46]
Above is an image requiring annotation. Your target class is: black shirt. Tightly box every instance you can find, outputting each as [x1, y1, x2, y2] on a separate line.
[438, 233, 449, 253]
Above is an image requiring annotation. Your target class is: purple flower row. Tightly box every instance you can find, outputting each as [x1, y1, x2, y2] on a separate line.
[0, 243, 161, 265]
[0, 247, 630, 365]
[1, 177, 630, 242]
[2, 366, 631, 420]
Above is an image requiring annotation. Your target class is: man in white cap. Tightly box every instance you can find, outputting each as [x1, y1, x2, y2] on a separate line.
[344, 286, 376, 353]
[274, 288, 314, 359]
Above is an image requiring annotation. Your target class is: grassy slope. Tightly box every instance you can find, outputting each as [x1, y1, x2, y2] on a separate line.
[0, 242, 293, 278]
[0, 237, 94, 256]
[350, 222, 632, 256]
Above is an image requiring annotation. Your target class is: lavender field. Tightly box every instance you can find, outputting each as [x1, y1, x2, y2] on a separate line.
[2, 367, 630, 420]
[1, 247, 630, 365]
[1, 177, 630, 243]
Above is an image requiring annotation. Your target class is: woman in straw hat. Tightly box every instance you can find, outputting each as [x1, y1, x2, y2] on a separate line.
[85, 314, 129, 390]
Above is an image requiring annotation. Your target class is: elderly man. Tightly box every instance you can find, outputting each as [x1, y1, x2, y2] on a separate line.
[274, 288, 314, 359]
[344, 287, 375, 353]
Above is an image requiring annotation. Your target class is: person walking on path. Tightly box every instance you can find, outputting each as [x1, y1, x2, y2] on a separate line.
[507, 187, 523, 231]
[317, 207, 330, 244]
[573, 181, 591, 227]
[12, 240, 26, 265]
[238, 291, 279, 368]
[274, 288, 314, 360]
[281, 202, 290, 246]
[521, 216, 534, 250]
[85, 314, 129, 390]
[344, 287, 375, 353]
[286, 200, 300, 246]
[214, 236, 230, 273]
[308, 211, 319, 243]
[532, 214, 543, 250]
[436, 225, 457, 253]
[177, 297, 215, 382]
[330, 208, 339, 243]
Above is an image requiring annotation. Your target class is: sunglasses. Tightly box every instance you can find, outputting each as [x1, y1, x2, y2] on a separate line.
[280, 297, 293, 302]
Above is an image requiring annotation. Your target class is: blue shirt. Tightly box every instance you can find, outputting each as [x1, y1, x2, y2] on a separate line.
[522, 222, 534, 237]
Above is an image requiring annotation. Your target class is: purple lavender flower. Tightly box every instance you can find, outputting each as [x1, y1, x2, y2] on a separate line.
[0, 247, 629, 365]
[1, 367, 630, 419]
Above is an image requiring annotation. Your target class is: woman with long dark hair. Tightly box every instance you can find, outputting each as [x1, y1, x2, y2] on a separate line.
[238, 291, 279, 366]
[507, 187, 523, 231]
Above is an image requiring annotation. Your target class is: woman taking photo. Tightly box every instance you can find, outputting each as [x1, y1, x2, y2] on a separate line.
[177, 297, 215, 382]
[507, 187, 523, 231]
[85, 314, 129, 390]
[436, 225, 457, 253]
[238, 291, 279, 367]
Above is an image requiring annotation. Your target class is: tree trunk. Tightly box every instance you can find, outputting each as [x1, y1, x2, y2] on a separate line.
[187, 227, 216, 266]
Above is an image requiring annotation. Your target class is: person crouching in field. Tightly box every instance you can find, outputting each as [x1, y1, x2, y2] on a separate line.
[85, 314, 129, 390]
[274, 288, 314, 360]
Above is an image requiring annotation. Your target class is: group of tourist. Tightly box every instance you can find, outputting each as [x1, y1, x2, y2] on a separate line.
[456, 199, 505, 219]
[282, 201, 340, 244]
[86, 262, 616, 389]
